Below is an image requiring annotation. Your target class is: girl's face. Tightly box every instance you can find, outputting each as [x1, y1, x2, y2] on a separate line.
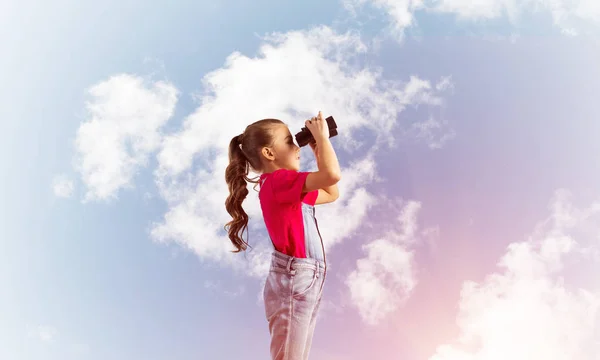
[271, 124, 300, 171]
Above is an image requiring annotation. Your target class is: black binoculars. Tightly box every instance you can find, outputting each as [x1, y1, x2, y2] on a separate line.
[294, 116, 338, 147]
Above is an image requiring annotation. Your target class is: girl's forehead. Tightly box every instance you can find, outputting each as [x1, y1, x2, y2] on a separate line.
[275, 124, 291, 137]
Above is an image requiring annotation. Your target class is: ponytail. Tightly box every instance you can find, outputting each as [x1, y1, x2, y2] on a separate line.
[223, 118, 285, 253]
[224, 134, 251, 252]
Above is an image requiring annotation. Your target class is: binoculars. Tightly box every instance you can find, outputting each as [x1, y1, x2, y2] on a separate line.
[294, 116, 338, 147]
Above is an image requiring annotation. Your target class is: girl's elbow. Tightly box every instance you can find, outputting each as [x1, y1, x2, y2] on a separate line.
[329, 172, 341, 183]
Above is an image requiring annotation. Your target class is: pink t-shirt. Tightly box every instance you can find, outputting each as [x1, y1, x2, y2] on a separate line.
[259, 169, 319, 258]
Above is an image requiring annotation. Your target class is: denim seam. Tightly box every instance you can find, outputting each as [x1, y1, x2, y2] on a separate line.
[286, 271, 294, 356]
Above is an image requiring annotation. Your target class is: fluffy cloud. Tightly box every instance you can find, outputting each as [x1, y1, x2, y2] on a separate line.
[150, 25, 452, 278]
[74, 74, 178, 201]
[52, 174, 74, 198]
[429, 189, 600, 359]
[346, 200, 427, 325]
[352, 0, 600, 37]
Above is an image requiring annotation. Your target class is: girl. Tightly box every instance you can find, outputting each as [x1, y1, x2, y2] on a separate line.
[224, 111, 341, 360]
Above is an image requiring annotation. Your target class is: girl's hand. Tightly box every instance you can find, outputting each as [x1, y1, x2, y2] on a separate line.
[305, 111, 329, 141]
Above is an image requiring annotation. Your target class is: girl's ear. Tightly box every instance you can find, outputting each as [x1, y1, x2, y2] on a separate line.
[261, 146, 275, 161]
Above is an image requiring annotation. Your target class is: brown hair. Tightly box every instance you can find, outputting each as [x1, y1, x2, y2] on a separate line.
[224, 118, 285, 252]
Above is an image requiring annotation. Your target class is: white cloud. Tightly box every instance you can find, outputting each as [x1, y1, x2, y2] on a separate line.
[429, 189, 600, 360]
[403, 76, 456, 149]
[433, 0, 521, 20]
[38, 326, 56, 343]
[312, 154, 380, 253]
[52, 174, 74, 198]
[544, 0, 600, 35]
[344, 0, 425, 39]
[353, 0, 600, 37]
[346, 200, 424, 325]
[574, 0, 600, 22]
[410, 115, 456, 149]
[150, 25, 452, 278]
[436, 76, 455, 92]
[28, 325, 57, 343]
[433, 0, 600, 34]
[74, 74, 178, 202]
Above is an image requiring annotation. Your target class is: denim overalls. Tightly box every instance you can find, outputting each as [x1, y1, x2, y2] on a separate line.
[262, 178, 327, 360]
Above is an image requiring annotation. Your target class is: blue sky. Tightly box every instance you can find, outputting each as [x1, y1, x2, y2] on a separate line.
[2, 0, 600, 359]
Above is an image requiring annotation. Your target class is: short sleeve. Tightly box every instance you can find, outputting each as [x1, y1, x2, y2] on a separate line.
[270, 169, 311, 204]
[303, 189, 318, 206]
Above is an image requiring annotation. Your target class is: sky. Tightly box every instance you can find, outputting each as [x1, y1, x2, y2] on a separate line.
[2, 0, 600, 359]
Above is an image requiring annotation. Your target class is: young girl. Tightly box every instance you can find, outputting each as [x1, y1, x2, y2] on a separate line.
[224, 111, 341, 360]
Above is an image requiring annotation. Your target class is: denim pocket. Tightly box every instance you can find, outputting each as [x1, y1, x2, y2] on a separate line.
[292, 267, 318, 299]
[264, 270, 290, 320]
[266, 268, 291, 296]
